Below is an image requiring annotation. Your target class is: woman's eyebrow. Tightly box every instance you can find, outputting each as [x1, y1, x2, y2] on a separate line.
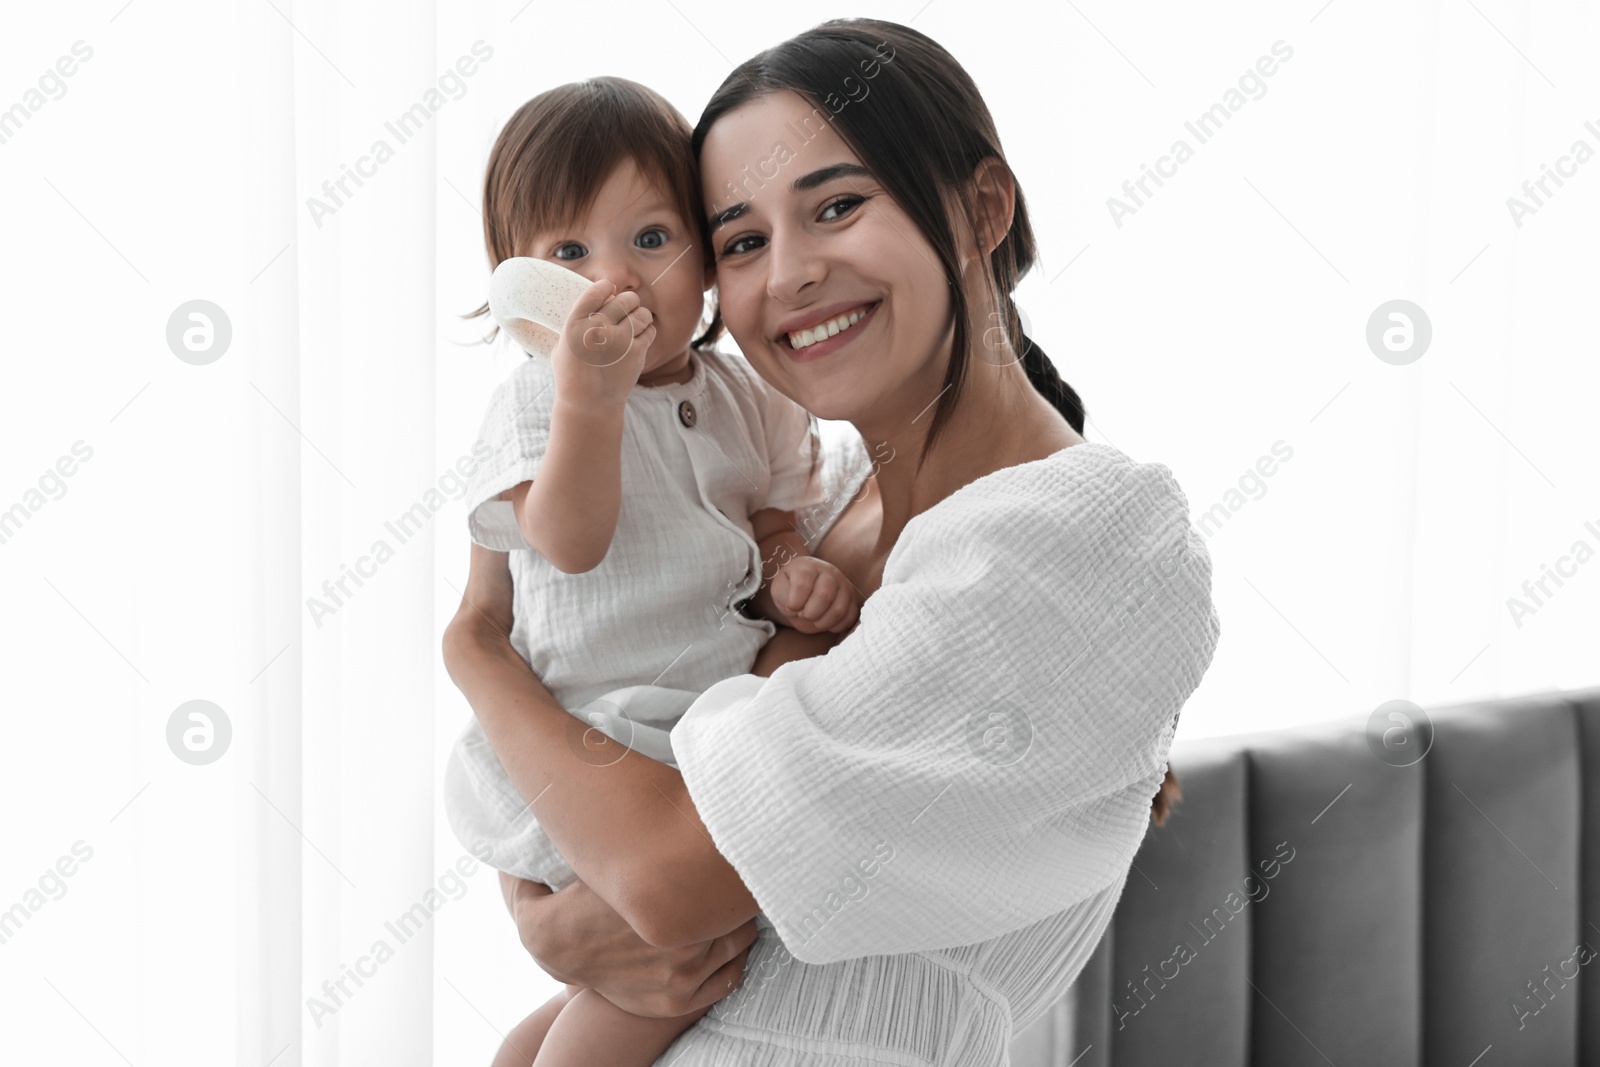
[706, 162, 872, 231]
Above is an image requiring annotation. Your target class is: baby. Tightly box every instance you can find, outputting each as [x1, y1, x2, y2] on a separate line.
[443, 77, 861, 1067]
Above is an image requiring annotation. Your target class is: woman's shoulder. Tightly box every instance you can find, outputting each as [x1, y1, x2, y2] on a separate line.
[880, 440, 1221, 715]
[891, 441, 1206, 581]
[968, 439, 1161, 498]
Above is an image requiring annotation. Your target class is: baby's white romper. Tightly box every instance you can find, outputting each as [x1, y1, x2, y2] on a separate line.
[443, 346, 826, 889]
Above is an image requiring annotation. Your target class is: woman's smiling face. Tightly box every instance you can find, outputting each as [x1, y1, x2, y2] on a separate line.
[699, 90, 954, 425]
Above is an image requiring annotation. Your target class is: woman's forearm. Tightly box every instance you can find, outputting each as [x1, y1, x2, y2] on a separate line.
[442, 600, 758, 947]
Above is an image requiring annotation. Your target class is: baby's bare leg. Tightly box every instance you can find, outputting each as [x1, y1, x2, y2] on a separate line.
[489, 985, 578, 1067]
[532, 985, 711, 1067]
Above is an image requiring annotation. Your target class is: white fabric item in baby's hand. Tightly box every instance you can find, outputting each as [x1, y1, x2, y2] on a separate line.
[489, 256, 595, 358]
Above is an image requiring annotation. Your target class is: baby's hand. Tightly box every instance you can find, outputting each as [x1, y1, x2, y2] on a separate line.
[769, 555, 860, 635]
[550, 279, 656, 412]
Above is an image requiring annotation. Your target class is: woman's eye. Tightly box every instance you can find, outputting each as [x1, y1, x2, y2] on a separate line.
[553, 243, 585, 260]
[719, 196, 864, 259]
[820, 194, 864, 221]
[720, 234, 764, 258]
[637, 228, 668, 250]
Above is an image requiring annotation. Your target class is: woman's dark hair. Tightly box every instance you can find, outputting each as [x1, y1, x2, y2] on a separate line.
[693, 20, 1187, 828]
[690, 17, 1087, 472]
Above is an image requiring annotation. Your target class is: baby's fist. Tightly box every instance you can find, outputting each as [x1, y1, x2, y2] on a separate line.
[770, 555, 860, 635]
[550, 279, 656, 411]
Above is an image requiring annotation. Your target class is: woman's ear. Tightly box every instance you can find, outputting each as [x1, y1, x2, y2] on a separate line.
[967, 156, 1016, 258]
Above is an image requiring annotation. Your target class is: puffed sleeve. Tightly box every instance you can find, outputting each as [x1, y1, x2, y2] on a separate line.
[460, 357, 556, 551]
[670, 444, 1222, 964]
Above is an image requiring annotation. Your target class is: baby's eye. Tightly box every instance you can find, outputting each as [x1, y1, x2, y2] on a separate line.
[553, 242, 585, 260]
[637, 228, 668, 250]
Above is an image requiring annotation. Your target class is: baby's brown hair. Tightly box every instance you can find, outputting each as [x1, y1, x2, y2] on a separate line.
[468, 76, 722, 349]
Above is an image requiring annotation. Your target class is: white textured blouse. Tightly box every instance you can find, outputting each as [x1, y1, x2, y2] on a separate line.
[652, 432, 1223, 1066]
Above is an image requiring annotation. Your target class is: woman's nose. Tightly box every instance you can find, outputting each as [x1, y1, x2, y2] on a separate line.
[765, 226, 826, 303]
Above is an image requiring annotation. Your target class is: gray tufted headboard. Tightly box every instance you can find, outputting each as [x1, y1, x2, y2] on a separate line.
[1012, 686, 1600, 1067]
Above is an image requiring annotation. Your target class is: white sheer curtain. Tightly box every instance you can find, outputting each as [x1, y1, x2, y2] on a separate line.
[240, 1, 443, 1063]
[0, 2, 1592, 1065]
[238, 2, 522, 1063]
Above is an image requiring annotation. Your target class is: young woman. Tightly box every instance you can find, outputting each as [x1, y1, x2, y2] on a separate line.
[443, 18, 1221, 1065]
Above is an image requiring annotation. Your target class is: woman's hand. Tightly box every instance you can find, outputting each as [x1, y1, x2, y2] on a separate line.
[505, 873, 760, 1018]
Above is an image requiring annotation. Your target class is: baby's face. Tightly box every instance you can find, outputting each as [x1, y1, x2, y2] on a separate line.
[521, 157, 712, 376]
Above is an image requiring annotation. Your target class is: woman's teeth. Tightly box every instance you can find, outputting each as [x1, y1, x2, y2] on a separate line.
[787, 305, 869, 350]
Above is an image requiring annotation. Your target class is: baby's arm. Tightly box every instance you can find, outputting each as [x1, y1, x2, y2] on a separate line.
[502, 399, 625, 573]
[748, 507, 860, 634]
[507, 280, 656, 574]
